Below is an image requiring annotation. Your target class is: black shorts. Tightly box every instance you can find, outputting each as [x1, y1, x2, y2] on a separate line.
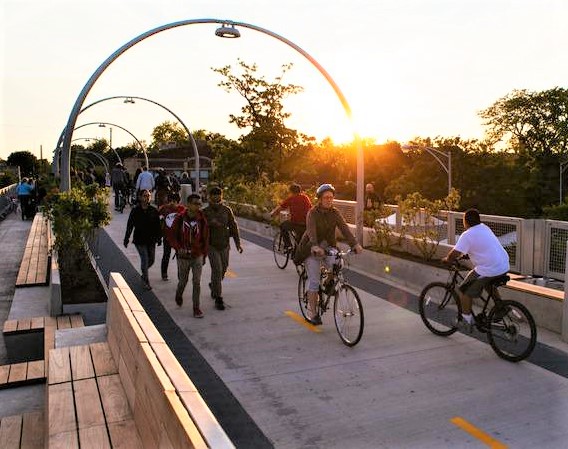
[459, 270, 506, 298]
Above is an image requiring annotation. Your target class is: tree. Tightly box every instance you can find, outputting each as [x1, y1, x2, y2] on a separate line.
[7, 151, 38, 177]
[479, 88, 568, 214]
[212, 59, 310, 181]
[150, 121, 188, 150]
[479, 88, 568, 157]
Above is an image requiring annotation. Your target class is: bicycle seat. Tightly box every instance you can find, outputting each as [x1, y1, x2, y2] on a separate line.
[489, 275, 510, 287]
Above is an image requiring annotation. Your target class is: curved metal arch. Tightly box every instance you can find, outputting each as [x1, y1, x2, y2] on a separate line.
[59, 18, 363, 240]
[74, 122, 148, 168]
[56, 95, 199, 180]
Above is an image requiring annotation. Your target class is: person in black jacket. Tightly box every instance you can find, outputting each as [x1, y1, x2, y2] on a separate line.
[124, 189, 162, 289]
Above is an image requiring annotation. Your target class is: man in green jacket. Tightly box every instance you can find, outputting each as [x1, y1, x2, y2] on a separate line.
[203, 186, 243, 310]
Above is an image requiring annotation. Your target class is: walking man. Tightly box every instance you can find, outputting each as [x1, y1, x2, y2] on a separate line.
[158, 192, 184, 281]
[169, 194, 209, 317]
[123, 189, 162, 289]
[203, 186, 243, 311]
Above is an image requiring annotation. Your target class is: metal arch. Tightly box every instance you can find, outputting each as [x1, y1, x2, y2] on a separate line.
[74, 122, 148, 168]
[56, 95, 200, 184]
[58, 18, 363, 241]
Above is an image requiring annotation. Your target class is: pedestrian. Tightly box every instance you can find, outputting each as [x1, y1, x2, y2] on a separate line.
[123, 189, 162, 290]
[158, 192, 184, 281]
[168, 194, 209, 317]
[154, 168, 171, 207]
[110, 163, 126, 210]
[16, 177, 34, 220]
[203, 186, 243, 310]
[135, 166, 155, 201]
[364, 183, 382, 211]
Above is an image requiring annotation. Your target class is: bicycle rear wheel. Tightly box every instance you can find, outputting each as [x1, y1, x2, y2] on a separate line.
[333, 284, 364, 347]
[297, 269, 311, 320]
[272, 231, 289, 269]
[419, 282, 460, 336]
[487, 300, 537, 362]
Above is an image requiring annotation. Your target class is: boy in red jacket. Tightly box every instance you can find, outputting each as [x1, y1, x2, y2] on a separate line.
[169, 194, 209, 317]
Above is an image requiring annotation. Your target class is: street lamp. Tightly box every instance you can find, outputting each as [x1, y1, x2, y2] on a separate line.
[97, 123, 119, 164]
[560, 160, 568, 205]
[401, 143, 452, 197]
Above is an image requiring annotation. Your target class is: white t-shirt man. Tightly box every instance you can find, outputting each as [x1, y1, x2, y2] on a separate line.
[454, 223, 509, 277]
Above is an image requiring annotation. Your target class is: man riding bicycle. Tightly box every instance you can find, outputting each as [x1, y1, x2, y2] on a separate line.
[297, 183, 363, 324]
[270, 183, 312, 249]
[442, 208, 510, 331]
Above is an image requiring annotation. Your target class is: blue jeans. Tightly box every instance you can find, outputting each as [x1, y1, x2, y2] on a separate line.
[135, 243, 156, 283]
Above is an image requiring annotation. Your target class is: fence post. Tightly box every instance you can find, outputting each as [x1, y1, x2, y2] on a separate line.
[562, 242, 568, 342]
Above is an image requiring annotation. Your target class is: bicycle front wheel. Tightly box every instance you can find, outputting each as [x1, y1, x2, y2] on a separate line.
[272, 231, 289, 269]
[333, 284, 364, 347]
[419, 282, 460, 336]
[487, 300, 537, 362]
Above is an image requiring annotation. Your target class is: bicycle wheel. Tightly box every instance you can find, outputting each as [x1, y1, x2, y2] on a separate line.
[333, 284, 364, 347]
[297, 269, 310, 320]
[273, 231, 289, 269]
[487, 300, 537, 362]
[419, 282, 460, 336]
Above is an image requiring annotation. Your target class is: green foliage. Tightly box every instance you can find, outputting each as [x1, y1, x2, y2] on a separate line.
[397, 190, 460, 261]
[543, 203, 568, 221]
[366, 205, 399, 253]
[0, 172, 17, 188]
[7, 151, 38, 177]
[45, 184, 111, 252]
[150, 121, 188, 150]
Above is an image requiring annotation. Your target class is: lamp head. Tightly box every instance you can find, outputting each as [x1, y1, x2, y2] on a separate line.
[215, 23, 241, 38]
[123, 97, 135, 104]
[98, 123, 106, 128]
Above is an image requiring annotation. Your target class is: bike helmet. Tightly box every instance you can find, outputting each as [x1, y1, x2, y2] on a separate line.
[316, 183, 336, 198]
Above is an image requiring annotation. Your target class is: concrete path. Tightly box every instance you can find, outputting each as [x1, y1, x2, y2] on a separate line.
[97, 202, 568, 449]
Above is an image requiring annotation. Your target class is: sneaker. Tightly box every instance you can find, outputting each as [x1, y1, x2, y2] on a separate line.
[175, 294, 183, 307]
[308, 314, 322, 326]
[456, 317, 475, 333]
[193, 307, 204, 318]
[215, 298, 225, 310]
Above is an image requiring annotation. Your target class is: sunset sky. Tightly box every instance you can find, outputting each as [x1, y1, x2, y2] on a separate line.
[2, 0, 567, 161]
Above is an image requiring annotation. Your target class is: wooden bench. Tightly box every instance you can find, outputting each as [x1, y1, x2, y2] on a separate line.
[2, 314, 85, 381]
[16, 215, 54, 288]
[45, 272, 234, 449]
[0, 411, 44, 449]
[506, 273, 564, 301]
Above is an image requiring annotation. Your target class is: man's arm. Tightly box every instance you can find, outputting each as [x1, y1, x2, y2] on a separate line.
[442, 247, 463, 264]
[227, 206, 243, 252]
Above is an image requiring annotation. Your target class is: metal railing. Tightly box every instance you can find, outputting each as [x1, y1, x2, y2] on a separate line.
[334, 199, 567, 281]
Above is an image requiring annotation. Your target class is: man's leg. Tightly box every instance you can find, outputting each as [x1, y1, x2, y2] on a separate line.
[305, 256, 322, 323]
[147, 244, 156, 269]
[190, 257, 204, 315]
[281, 221, 293, 247]
[113, 186, 120, 208]
[135, 244, 150, 285]
[208, 249, 223, 299]
[161, 240, 171, 280]
[219, 246, 230, 280]
[175, 257, 190, 305]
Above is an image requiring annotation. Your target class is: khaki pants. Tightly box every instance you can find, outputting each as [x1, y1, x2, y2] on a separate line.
[176, 255, 203, 307]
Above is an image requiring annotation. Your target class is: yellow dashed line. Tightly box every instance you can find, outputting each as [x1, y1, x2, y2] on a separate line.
[450, 417, 508, 448]
[285, 311, 322, 333]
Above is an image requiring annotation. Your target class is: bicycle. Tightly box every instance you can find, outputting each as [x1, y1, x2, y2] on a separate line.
[117, 188, 129, 213]
[418, 259, 537, 362]
[298, 248, 364, 347]
[272, 226, 302, 274]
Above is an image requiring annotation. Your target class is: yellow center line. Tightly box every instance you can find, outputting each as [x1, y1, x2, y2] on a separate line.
[450, 417, 508, 449]
[285, 311, 322, 333]
[225, 269, 237, 278]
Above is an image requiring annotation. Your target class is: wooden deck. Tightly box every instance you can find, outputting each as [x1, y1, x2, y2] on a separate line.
[0, 411, 44, 449]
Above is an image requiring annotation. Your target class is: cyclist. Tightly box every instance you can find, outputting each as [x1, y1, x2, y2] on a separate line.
[299, 183, 363, 324]
[270, 183, 312, 249]
[442, 208, 510, 331]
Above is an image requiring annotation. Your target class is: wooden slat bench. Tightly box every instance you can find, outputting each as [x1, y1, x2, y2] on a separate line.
[0, 411, 44, 449]
[15, 215, 53, 288]
[0, 360, 45, 390]
[2, 314, 85, 336]
[45, 272, 234, 449]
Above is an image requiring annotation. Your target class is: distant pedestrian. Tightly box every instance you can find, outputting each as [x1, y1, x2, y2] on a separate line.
[158, 192, 184, 281]
[364, 183, 382, 211]
[203, 186, 243, 311]
[123, 189, 162, 290]
[154, 168, 171, 207]
[135, 166, 155, 201]
[16, 177, 34, 220]
[168, 194, 209, 317]
[111, 163, 126, 210]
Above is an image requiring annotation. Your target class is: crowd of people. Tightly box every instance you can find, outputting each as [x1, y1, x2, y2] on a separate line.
[15, 176, 48, 220]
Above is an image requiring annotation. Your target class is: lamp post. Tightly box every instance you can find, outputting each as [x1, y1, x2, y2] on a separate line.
[401, 143, 452, 197]
[58, 18, 363, 242]
[560, 161, 568, 205]
[98, 124, 119, 164]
